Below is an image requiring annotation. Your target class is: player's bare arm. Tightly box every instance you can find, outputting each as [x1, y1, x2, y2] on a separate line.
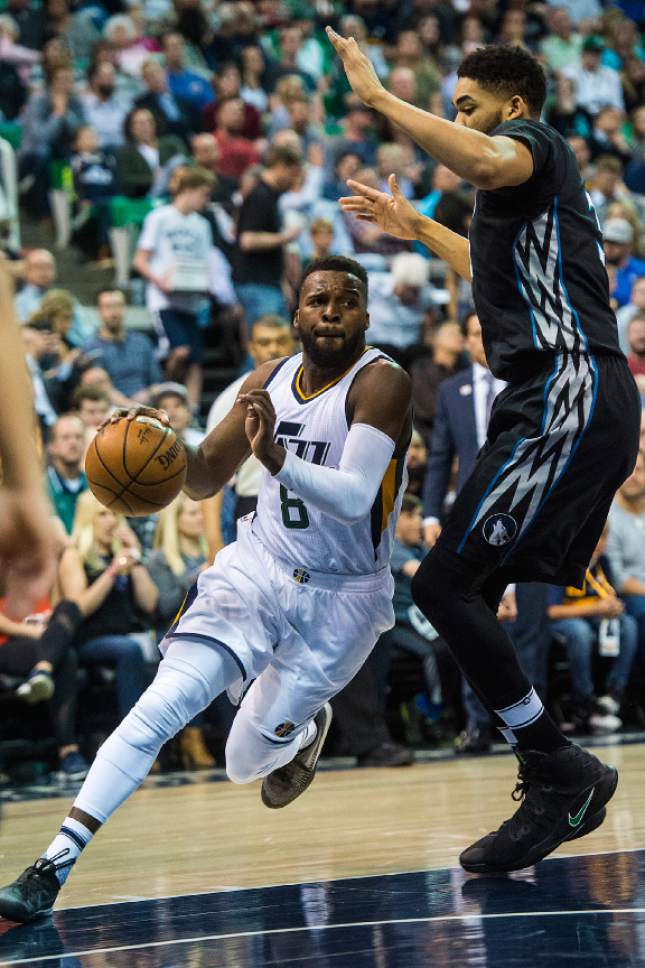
[326, 27, 534, 191]
[101, 359, 285, 502]
[340, 175, 472, 283]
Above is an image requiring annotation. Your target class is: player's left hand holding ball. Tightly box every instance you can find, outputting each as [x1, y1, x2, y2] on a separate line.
[239, 389, 285, 475]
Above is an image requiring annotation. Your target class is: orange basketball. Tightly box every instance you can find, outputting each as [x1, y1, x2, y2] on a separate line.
[85, 416, 188, 516]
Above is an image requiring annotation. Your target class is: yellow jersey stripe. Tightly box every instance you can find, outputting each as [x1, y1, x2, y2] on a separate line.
[380, 459, 398, 533]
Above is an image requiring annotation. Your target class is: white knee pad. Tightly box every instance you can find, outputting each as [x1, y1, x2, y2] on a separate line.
[102, 640, 239, 777]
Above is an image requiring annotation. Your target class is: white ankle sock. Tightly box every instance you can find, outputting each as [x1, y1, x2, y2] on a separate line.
[43, 817, 94, 885]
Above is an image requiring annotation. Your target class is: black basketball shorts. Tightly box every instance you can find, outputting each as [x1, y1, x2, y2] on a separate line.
[435, 352, 641, 588]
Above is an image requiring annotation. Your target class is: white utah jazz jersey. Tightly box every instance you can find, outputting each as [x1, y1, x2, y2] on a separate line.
[251, 348, 407, 576]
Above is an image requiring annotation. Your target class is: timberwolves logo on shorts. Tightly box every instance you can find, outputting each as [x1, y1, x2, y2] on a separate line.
[483, 513, 518, 547]
[274, 721, 296, 737]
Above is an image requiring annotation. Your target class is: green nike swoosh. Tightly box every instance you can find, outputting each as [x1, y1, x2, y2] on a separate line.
[568, 788, 595, 828]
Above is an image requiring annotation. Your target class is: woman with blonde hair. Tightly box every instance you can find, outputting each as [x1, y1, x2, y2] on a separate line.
[59, 491, 157, 717]
[146, 493, 216, 769]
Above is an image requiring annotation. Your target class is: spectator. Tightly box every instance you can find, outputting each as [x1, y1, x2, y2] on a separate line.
[133, 167, 215, 407]
[0, 595, 88, 779]
[71, 384, 112, 435]
[376, 142, 422, 199]
[422, 311, 505, 542]
[14, 249, 56, 323]
[240, 44, 269, 114]
[416, 164, 464, 221]
[115, 108, 186, 199]
[386, 494, 444, 718]
[0, 55, 27, 123]
[603, 218, 645, 308]
[541, 7, 582, 72]
[21, 323, 61, 433]
[70, 125, 117, 262]
[367, 253, 437, 370]
[44, 0, 100, 65]
[211, 97, 261, 182]
[588, 107, 632, 164]
[568, 134, 592, 177]
[270, 25, 316, 94]
[59, 491, 155, 718]
[563, 35, 624, 115]
[331, 97, 378, 167]
[19, 63, 87, 218]
[206, 313, 294, 520]
[391, 29, 441, 108]
[405, 428, 428, 499]
[45, 414, 88, 534]
[340, 166, 411, 259]
[233, 143, 303, 326]
[626, 314, 645, 393]
[103, 13, 157, 80]
[151, 382, 204, 447]
[617, 276, 645, 352]
[543, 75, 592, 140]
[161, 31, 213, 112]
[203, 61, 262, 141]
[81, 62, 128, 151]
[82, 288, 161, 402]
[547, 528, 638, 734]
[308, 218, 334, 263]
[323, 149, 363, 203]
[145, 494, 215, 769]
[607, 451, 645, 661]
[7, 0, 44, 51]
[0, 13, 40, 80]
[135, 59, 199, 144]
[27, 289, 81, 400]
[410, 321, 464, 447]
[589, 156, 628, 223]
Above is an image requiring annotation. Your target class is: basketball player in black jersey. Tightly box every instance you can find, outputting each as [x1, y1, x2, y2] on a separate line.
[329, 35, 641, 872]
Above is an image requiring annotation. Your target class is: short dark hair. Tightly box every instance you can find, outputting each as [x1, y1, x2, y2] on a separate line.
[300, 256, 369, 302]
[71, 384, 111, 409]
[95, 287, 125, 305]
[460, 308, 478, 337]
[401, 493, 422, 515]
[265, 143, 303, 169]
[251, 313, 291, 331]
[458, 45, 547, 117]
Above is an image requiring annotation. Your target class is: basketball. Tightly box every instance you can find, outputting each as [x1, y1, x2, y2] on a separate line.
[85, 416, 187, 516]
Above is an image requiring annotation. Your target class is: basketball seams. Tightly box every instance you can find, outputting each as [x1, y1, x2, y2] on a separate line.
[88, 418, 187, 515]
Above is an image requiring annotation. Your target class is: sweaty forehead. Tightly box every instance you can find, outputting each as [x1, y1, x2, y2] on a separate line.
[301, 270, 364, 299]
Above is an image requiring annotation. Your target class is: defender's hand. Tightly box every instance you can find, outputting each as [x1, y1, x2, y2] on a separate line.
[340, 175, 421, 241]
[326, 26, 384, 107]
[238, 389, 285, 474]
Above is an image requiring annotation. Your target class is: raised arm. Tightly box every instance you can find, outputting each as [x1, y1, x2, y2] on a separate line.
[340, 174, 472, 282]
[327, 28, 534, 192]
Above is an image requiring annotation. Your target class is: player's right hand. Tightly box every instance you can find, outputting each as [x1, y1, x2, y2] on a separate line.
[340, 174, 421, 241]
[99, 406, 171, 432]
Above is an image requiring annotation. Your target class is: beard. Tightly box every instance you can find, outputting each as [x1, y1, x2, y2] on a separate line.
[300, 327, 365, 370]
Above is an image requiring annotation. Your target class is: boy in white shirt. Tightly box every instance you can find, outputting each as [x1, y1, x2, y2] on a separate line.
[134, 167, 215, 408]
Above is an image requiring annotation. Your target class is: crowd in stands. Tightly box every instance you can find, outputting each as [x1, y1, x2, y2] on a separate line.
[0, 0, 644, 781]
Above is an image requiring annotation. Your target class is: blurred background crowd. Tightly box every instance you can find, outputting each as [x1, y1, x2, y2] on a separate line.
[0, 0, 644, 787]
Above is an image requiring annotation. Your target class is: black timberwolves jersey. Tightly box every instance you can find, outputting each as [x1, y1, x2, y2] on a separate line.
[469, 119, 623, 383]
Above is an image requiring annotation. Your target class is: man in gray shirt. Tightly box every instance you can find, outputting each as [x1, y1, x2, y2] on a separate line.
[607, 448, 645, 656]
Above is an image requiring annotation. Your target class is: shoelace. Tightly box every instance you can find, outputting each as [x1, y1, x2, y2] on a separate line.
[26, 848, 72, 878]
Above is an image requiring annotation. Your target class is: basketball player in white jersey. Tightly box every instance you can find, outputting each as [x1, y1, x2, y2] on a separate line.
[0, 256, 412, 922]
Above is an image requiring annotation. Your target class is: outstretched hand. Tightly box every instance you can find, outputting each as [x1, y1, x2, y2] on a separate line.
[238, 389, 285, 475]
[340, 174, 421, 241]
[325, 25, 384, 107]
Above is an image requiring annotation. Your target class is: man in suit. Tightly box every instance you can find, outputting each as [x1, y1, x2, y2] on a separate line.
[423, 311, 551, 753]
[134, 60, 201, 147]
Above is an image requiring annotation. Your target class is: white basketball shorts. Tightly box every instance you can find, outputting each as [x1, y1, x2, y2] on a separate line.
[159, 515, 395, 732]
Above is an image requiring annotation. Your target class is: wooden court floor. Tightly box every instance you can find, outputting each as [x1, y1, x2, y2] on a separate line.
[2, 742, 644, 910]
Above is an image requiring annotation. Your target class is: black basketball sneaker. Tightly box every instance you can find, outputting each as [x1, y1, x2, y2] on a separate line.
[460, 744, 617, 874]
[0, 853, 65, 923]
[262, 704, 332, 809]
